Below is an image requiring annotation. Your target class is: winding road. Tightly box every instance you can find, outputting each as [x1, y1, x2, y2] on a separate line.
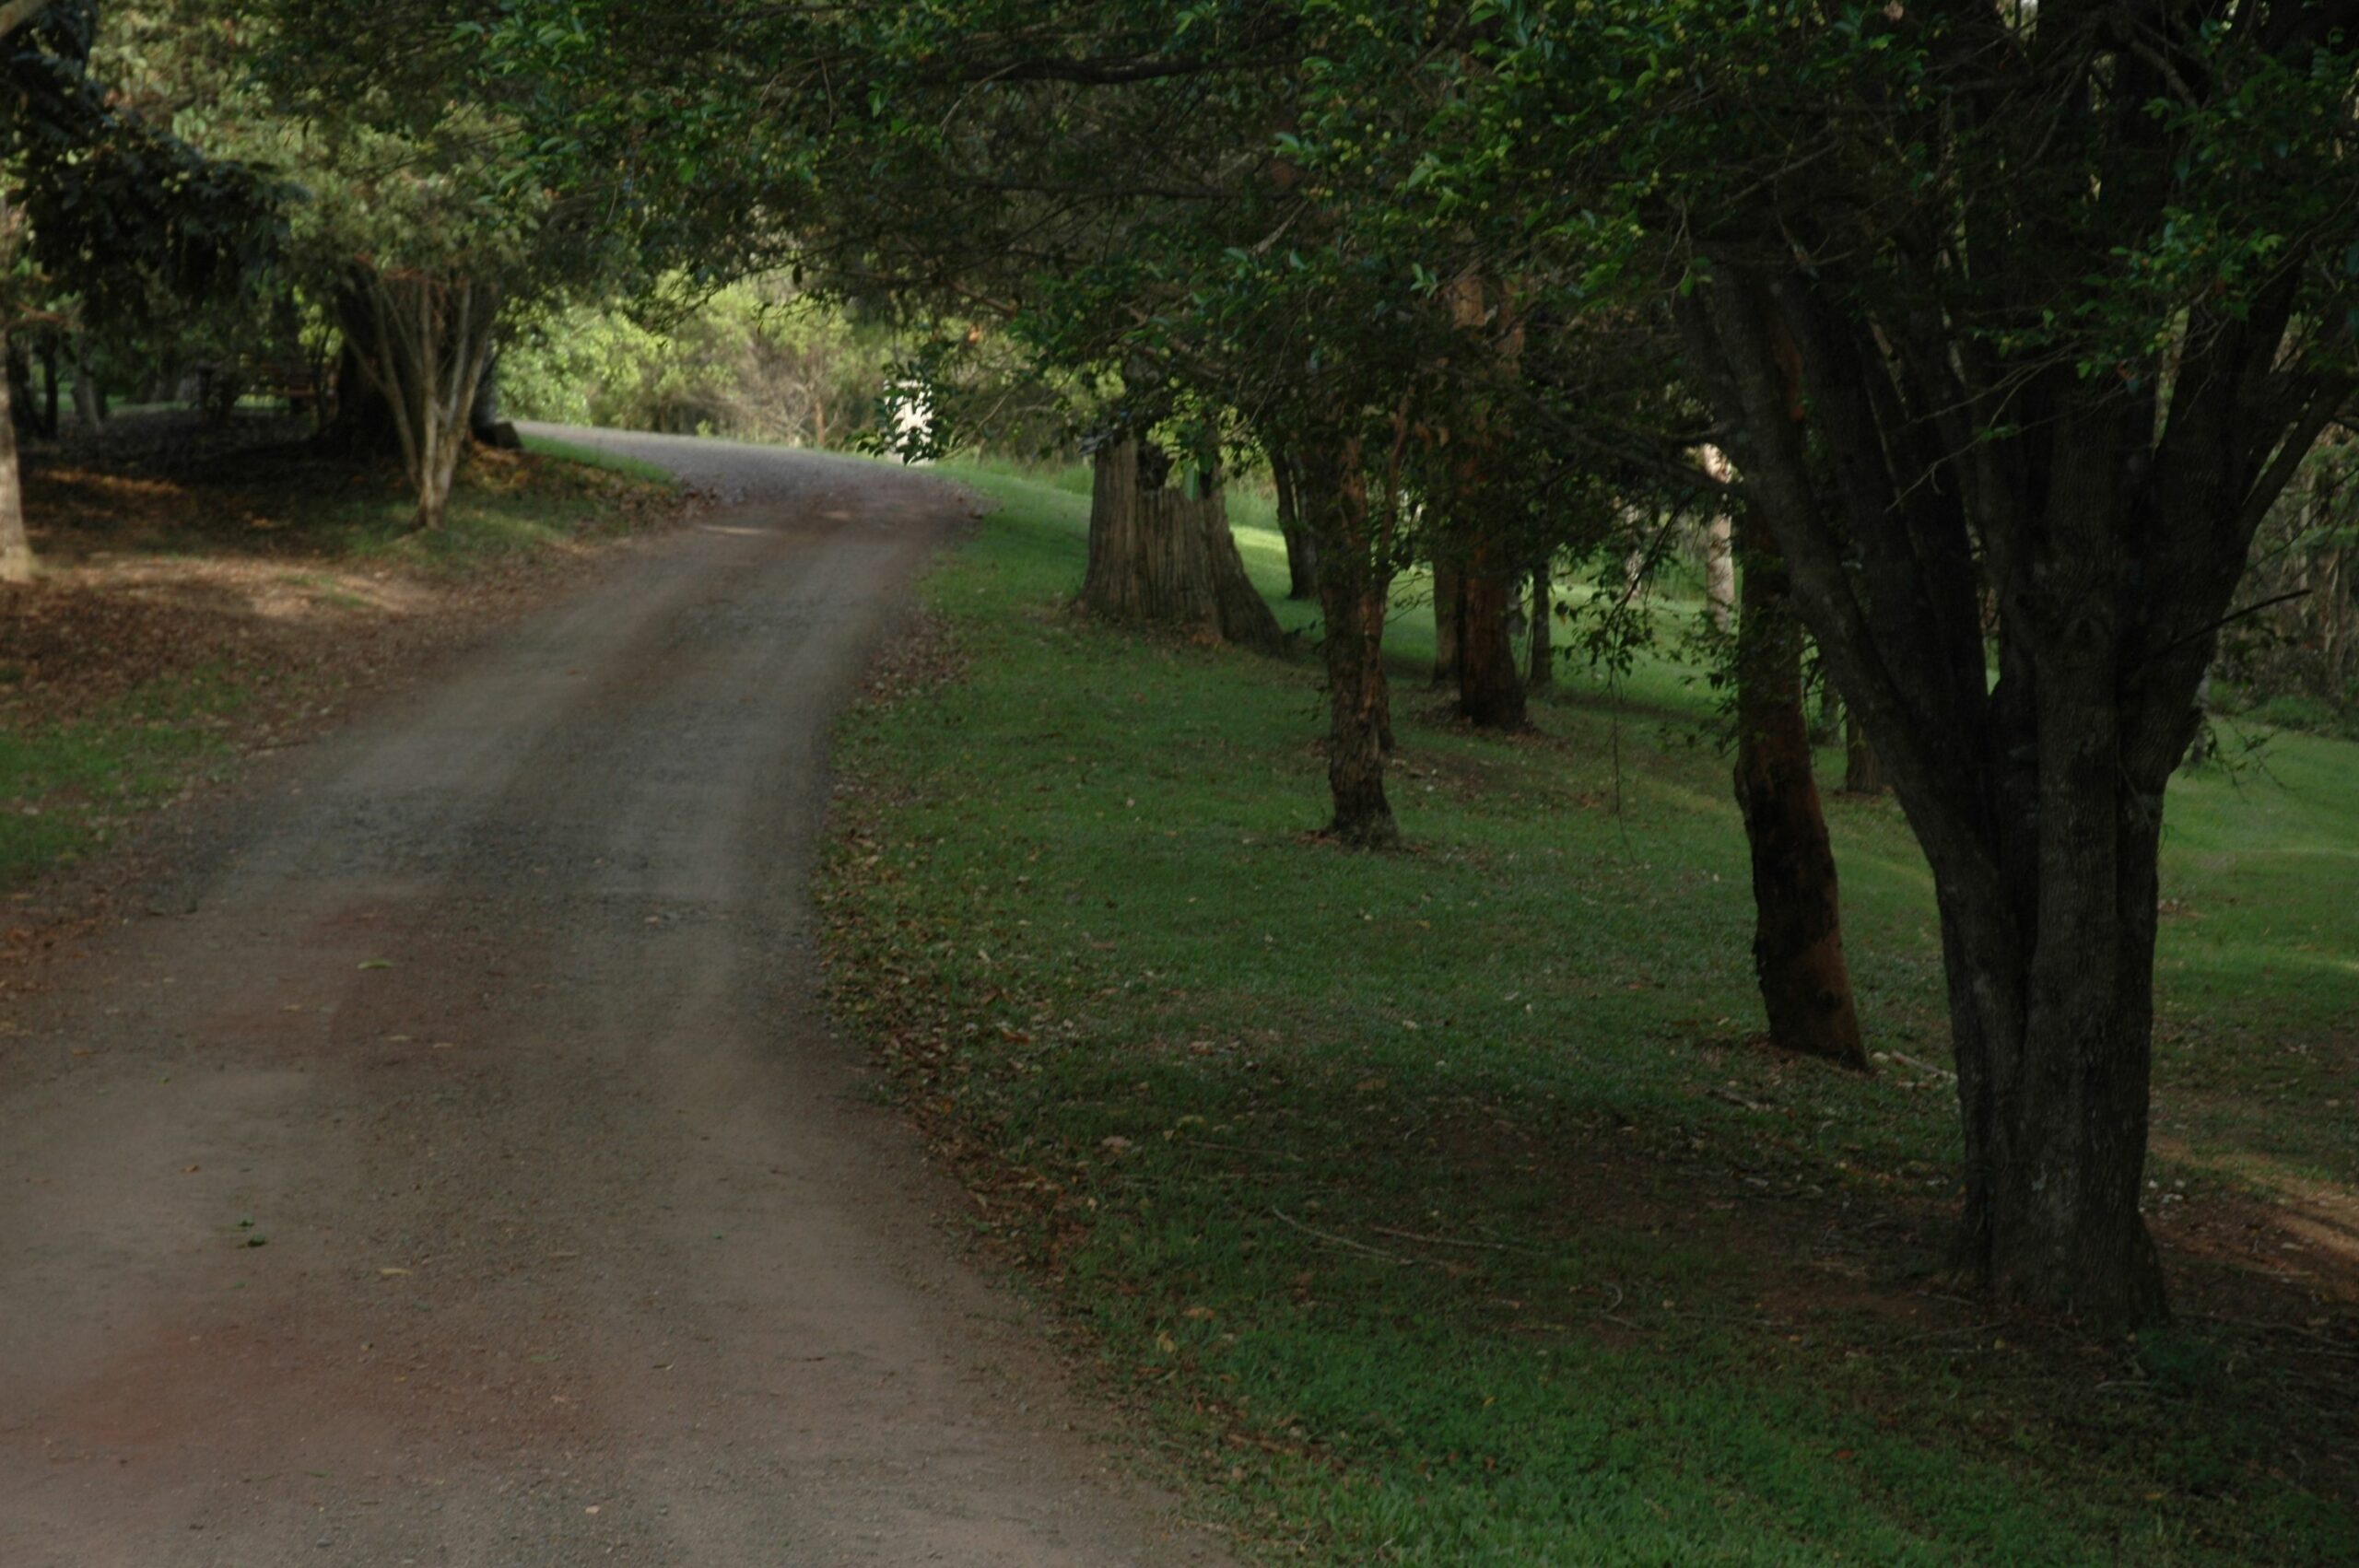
[0, 431, 1230, 1566]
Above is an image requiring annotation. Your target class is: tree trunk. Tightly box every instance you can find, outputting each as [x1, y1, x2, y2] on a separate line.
[69, 335, 102, 429]
[1270, 448, 1320, 601]
[0, 329, 32, 582]
[1733, 519, 1866, 1071]
[1457, 536, 1527, 728]
[1700, 447, 1738, 634]
[322, 314, 403, 461]
[1705, 510, 1736, 633]
[1300, 435, 1398, 848]
[1938, 811, 2168, 1324]
[1080, 437, 1285, 651]
[36, 334, 60, 441]
[1676, 267, 2196, 1324]
[470, 349, 522, 449]
[6, 338, 33, 437]
[1527, 568, 1554, 688]
[346, 268, 502, 531]
[1431, 554, 1461, 685]
[348, 268, 498, 532]
[1843, 709, 1886, 794]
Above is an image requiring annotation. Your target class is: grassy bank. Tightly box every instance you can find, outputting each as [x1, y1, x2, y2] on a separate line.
[819, 466, 2359, 1565]
[0, 431, 675, 893]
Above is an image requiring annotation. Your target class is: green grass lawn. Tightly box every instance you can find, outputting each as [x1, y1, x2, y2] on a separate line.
[820, 463, 2359, 1565]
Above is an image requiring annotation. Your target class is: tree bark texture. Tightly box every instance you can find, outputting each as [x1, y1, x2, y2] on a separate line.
[1456, 535, 1527, 728]
[1430, 554, 1461, 686]
[323, 303, 404, 462]
[1843, 709, 1886, 795]
[1700, 448, 1738, 634]
[6, 338, 33, 438]
[1527, 568, 1554, 688]
[1080, 437, 1284, 652]
[1300, 436, 1398, 848]
[0, 328, 30, 582]
[1705, 514, 1736, 633]
[1733, 521, 1866, 1071]
[35, 334, 59, 441]
[69, 334, 101, 428]
[1270, 448, 1320, 601]
[1436, 270, 1528, 729]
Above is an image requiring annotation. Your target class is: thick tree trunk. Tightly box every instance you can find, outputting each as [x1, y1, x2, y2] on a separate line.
[1457, 537, 1527, 728]
[1081, 437, 1285, 651]
[0, 331, 31, 582]
[1270, 449, 1320, 601]
[1301, 436, 1398, 848]
[1734, 521, 1866, 1071]
[1430, 556, 1461, 687]
[1938, 813, 2168, 1324]
[1436, 268, 1529, 725]
[1527, 568, 1554, 688]
[1843, 710, 1886, 794]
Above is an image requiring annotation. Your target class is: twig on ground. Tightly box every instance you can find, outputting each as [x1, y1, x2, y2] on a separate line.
[1270, 1207, 1413, 1265]
[1369, 1223, 1547, 1256]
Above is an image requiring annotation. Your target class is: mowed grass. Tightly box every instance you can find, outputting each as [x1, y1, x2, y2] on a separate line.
[820, 463, 2359, 1565]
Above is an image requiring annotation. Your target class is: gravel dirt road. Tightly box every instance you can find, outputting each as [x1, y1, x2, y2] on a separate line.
[0, 431, 1233, 1566]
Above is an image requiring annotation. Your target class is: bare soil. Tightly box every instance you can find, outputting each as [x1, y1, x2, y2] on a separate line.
[0, 427, 1235, 1566]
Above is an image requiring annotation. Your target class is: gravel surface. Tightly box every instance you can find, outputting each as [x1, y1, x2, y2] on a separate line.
[0, 430, 1234, 1566]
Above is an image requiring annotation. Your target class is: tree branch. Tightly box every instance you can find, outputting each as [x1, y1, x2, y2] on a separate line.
[0, 0, 54, 42]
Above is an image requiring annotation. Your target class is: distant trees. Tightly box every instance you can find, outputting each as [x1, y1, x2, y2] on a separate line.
[2223, 428, 2359, 721]
[78, 0, 657, 529]
[503, 281, 898, 449]
[0, 0, 279, 577]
